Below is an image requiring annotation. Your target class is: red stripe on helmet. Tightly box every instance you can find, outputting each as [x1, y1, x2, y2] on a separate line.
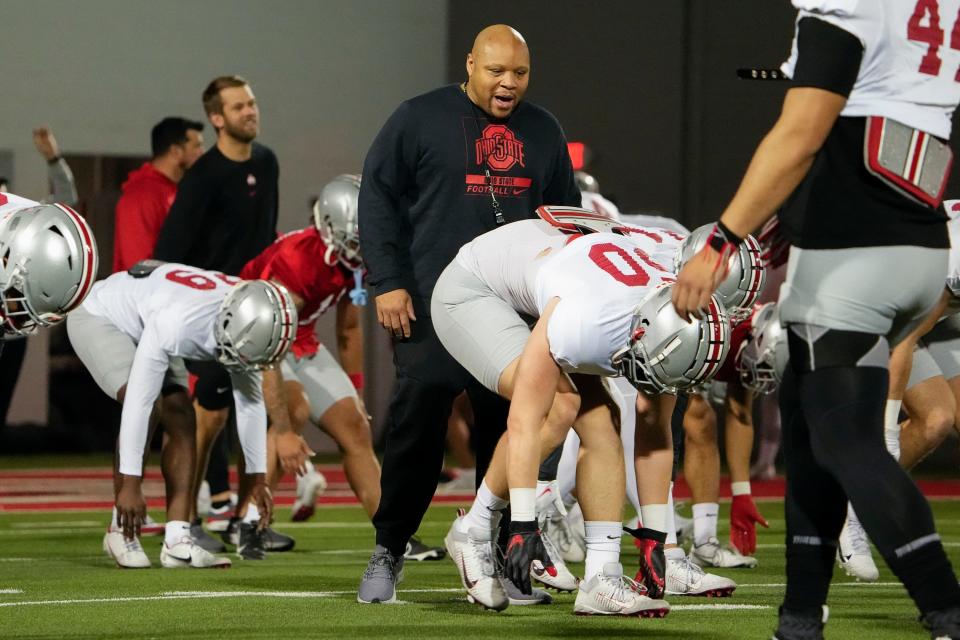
[264, 280, 295, 362]
[55, 204, 97, 311]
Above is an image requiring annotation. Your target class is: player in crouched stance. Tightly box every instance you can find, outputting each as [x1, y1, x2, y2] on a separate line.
[432, 211, 730, 615]
[68, 262, 296, 568]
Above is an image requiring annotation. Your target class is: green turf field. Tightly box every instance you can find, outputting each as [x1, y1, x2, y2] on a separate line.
[1, 500, 957, 639]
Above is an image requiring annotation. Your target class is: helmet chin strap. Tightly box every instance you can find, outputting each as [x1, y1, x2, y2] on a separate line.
[323, 244, 337, 267]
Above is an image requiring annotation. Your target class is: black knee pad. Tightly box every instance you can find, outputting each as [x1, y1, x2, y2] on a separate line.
[187, 360, 232, 411]
[538, 446, 563, 482]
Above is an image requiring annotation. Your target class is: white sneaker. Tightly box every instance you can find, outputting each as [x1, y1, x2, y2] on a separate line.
[563, 502, 587, 563]
[532, 522, 580, 592]
[103, 531, 151, 569]
[500, 576, 553, 605]
[837, 510, 879, 582]
[665, 551, 736, 597]
[291, 467, 328, 522]
[141, 514, 164, 537]
[160, 536, 232, 568]
[690, 537, 758, 569]
[444, 515, 507, 611]
[574, 562, 670, 617]
[541, 504, 587, 565]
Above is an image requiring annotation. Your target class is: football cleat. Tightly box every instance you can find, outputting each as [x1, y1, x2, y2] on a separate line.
[190, 518, 226, 553]
[160, 536, 232, 568]
[625, 526, 667, 599]
[404, 536, 445, 561]
[261, 527, 295, 552]
[690, 537, 758, 569]
[532, 524, 579, 592]
[665, 551, 736, 597]
[220, 516, 241, 547]
[540, 507, 586, 565]
[836, 513, 878, 582]
[236, 522, 267, 560]
[357, 545, 404, 604]
[291, 466, 327, 522]
[574, 562, 670, 617]
[444, 514, 507, 611]
[772, 605, 828, 640]
[205, 503, 235, 533]
[140, 514, 164, 537]
[922, 606, 960, 640]
[500, 576, 553, 605]
[103, 531, 151, 569]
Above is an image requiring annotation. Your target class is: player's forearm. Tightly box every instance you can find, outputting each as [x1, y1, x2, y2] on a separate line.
[262, 367, 293, 436]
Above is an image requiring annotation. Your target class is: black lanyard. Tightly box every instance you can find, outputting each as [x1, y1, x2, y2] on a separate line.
[462, 83, 506, 226]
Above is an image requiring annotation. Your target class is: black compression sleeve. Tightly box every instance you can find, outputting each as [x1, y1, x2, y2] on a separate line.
[792, 17, 863, 98]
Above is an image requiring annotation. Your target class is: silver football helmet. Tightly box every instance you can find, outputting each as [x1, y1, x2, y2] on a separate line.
[674, 224, 765, 321]
[612, 284, 730, 395]
[313, 174, 361, 269]
[0, 203, 99, 339]
[575, 170, 600, 194]
[738, 302, 788, 395]
[215, 280, 297, 371]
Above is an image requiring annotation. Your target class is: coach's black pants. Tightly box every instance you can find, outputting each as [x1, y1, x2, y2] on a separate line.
[373, 312, 508, 556]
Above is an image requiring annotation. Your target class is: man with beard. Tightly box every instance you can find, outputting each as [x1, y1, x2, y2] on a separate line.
[153, 75, 285, 560]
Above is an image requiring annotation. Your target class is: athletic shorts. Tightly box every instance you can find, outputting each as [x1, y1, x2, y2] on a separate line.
[280, 344, 357, 424]
[67, 305, 188, 400]
[431, 261, 531, 393]
[779, 246, 948, 346]
[908, 314, 960, 388]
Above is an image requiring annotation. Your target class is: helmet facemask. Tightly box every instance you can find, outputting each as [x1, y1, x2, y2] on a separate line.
[313, 174, 363, 271]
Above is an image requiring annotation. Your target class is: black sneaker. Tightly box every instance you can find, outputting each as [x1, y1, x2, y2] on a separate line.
[773, 605, 828, 640]
[190, 518, 226, 553]
[220, 516, 241, 547]
[404, 536, 445, 561]
[262, 527, 295, 552]
[921, 606, 960, 639]
[237, 522, 267, 560]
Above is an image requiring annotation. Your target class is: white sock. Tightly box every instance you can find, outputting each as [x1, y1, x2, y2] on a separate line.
[639, 503, 668, 534]
[510, 487, 536, 522]
[459, 480, 509, 534]
[242, 503, 260, 524]
[584, 521, 622, 578]
[692, 502, 719, 546]
[884, 399, 902, 461]
[164, 520, 190, 547]
[665, 545, 685, 561]
[666, 483, 678, 545]
[109, 507, 120, 532]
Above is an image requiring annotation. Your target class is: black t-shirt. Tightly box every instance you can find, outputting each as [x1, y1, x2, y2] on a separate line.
[153, 142, 279, 275]
[358, 84, 581, 307]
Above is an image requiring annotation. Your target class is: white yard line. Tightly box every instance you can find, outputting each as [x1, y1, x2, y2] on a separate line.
[0, 589, 23, 594]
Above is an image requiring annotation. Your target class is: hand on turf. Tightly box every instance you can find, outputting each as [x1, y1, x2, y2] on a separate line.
[730, 494, 768, 555]
[277, 431, 314, 476]
[115, 476, 146, 540]
[375, 289, 416, 339]
[672, 245, 728, 321]
[503, 520, 553, 595]
[248, 479, 274, 531]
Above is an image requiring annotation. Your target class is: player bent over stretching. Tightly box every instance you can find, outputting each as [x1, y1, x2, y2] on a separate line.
[432, 213, 729, 614]
[68, 262, 296, 568]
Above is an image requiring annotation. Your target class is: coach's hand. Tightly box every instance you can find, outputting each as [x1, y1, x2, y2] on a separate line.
[730, 494, 768, 556]
[248, 476, 274, 531]
[116, 475, 147, 541]
[673, 245, 727, 321]
[504, 520, 554, 595]
[375, 289, 416, 339]
[277, 431, 314, 476]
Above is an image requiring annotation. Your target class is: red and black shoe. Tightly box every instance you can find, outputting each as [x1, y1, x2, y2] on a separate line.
[624, 526, 667, 599]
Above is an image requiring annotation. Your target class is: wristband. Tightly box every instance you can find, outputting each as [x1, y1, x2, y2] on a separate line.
[731, 481, 751, 496]
[348, 372, 364, 390]
[705, 221, 742, 272]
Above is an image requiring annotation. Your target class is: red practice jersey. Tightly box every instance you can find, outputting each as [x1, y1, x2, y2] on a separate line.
[240, 227, 353, 358]
[713, 313, 754, 385]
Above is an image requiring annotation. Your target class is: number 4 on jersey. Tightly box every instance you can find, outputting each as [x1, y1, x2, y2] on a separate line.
[908, 0, 960, 80]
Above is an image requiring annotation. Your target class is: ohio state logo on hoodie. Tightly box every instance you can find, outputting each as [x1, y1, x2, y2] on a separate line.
[465, 123, 532, 197]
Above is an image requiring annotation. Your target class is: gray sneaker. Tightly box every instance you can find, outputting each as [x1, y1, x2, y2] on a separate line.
[357, 545, 404, 604]
[190, 519, 226, 553]
[500, 576, 553, 605]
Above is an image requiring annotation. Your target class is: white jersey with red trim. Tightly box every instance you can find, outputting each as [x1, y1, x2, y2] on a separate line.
[455, 219, 569, 317]
[0, 192, 40, 220]
[782, 0, 960, 139]
[536, 232, 676, 376]
[81, 262, 266, 476]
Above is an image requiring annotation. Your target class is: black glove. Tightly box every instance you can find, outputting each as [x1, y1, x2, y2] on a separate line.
[503, 520, 554, 595]
[624, 526, 667, 599]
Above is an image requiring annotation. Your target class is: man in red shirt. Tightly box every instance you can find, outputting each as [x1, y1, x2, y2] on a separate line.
[112, 117, 204, 272]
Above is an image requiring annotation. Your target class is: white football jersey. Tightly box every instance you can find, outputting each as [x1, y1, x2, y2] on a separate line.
[0, 192, 40, 220]
[455, 219, 569, 317]
[782, 0, 960, 138]
[580, 191, 622, 221]
[82, 262, 266, 476]
[535, 232, 675, 376]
